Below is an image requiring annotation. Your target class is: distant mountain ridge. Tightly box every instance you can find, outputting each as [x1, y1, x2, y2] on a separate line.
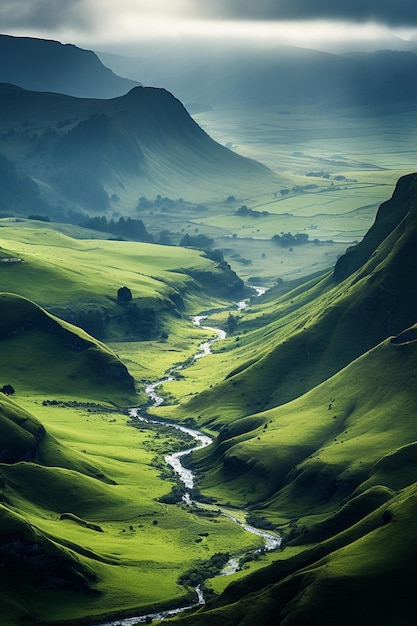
[101, 43, 417, 113]
[0, 33, 139, 98]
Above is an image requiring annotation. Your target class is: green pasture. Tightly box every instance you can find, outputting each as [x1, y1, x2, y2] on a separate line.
[194, 105, 417, 179]
[0, 393, 262, 623]
[0, 220, 216, 308]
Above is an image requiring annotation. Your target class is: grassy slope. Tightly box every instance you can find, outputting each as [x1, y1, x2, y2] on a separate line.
[0, 396, 261, 624]
[0, 219, 234, 308]
[174, 484, 417, 626]
[159, 174, 417, 623]
[0, 219, 242, 379]
[0, 292, 134, 402]
[155, 172, 417, 425]
[0, 223, 263, 624]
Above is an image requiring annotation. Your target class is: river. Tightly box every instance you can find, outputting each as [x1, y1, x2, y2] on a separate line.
[97, 291, 279, 625]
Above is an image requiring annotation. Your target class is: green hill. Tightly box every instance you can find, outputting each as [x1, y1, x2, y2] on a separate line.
[159, 172, 417, 426]
[0, 220, 244, 343]
[0, 293, 134, 401]
[161, 173, 417, 624]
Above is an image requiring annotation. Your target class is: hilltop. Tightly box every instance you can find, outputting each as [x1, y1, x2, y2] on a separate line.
[0, 83, 278, 216]
[0, 33, 139, 98]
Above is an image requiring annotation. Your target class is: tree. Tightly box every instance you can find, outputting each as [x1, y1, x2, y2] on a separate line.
[226, 313, 239, 333]
[117, 286, 132, 304]
[1, 384, 15, 396]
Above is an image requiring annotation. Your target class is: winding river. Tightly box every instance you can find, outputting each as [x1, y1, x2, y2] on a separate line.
[98, 292, 280, 625]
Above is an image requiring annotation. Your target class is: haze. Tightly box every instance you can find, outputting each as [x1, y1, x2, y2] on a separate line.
[1, 0, 417, 53]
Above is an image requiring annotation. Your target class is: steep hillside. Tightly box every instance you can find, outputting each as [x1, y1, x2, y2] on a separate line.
[175, 484, 417, 625]
[0, 34, 139, 98]
[160, 172, 417, 425]
[0, 293, 134, 400]
[165, 173, 417, 623]
[0, 83, 277, 215]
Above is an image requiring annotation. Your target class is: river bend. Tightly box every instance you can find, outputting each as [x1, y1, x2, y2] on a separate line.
[97, 295, 280, 625]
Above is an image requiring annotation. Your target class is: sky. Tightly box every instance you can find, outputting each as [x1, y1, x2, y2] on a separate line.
[1, 0, 417, 53]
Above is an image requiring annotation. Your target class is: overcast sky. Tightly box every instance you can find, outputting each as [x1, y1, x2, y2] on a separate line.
[1, 0, 417, 52]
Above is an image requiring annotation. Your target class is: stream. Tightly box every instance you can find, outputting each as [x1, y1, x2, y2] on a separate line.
[98, 292, 279, 625]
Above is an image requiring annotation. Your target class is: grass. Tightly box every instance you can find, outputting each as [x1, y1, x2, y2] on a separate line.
[151, 173, 417, 624]
[172, 484, 417, 625]
[0, 390, 263, 624]
[0, 222, 269, 623]
[0, 164, 416, 624]
[0, 220, 224, 308]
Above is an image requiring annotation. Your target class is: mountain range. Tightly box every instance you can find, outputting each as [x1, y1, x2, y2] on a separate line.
[100, 43, 417, 113]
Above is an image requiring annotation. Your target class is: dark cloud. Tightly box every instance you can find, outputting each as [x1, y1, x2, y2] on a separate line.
[0, 0, 87, 31]
[197, 0, 417, 27]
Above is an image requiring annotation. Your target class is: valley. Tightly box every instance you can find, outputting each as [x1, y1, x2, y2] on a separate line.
[1, 30, 417, 626]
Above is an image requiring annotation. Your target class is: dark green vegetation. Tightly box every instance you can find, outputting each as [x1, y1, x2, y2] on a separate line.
[148, 173, 417, 624]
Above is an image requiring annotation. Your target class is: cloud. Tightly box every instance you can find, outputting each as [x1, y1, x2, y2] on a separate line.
[3, 0, 417, 32]
[0, 0, 89, 31]
[194, 0, 417, 26]
[1, 0, 416, 48]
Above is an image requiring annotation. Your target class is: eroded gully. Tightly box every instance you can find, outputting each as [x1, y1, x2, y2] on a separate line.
[98, 290, 280, 626]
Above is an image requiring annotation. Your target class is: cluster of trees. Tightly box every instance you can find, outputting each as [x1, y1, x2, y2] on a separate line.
[179, 233, 213, 248]
[235, 205, 269, 218]
[81, 215, 153, 242]
[177, 552, 231, 588]
[278, 183, 318, 196]
[123, 304, 157, 339]
[58, 308, 107, 339]
[117, 288, 157, 339]
[271, 232, 309, 248]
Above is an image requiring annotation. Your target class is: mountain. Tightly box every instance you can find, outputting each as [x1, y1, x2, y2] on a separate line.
[0, 34, 139, 98]
[0, 83, 277, 217]
[153, 172, 417, 624]
[100, 43, 417, 113]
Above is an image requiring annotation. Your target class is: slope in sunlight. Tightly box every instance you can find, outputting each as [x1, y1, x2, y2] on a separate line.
[167, 172, 417, 625]
[173, 172, 417, 425]
[0, 293, 134, 400]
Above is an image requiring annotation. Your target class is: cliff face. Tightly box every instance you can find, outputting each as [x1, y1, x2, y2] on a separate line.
[334, 172, 417, 281]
